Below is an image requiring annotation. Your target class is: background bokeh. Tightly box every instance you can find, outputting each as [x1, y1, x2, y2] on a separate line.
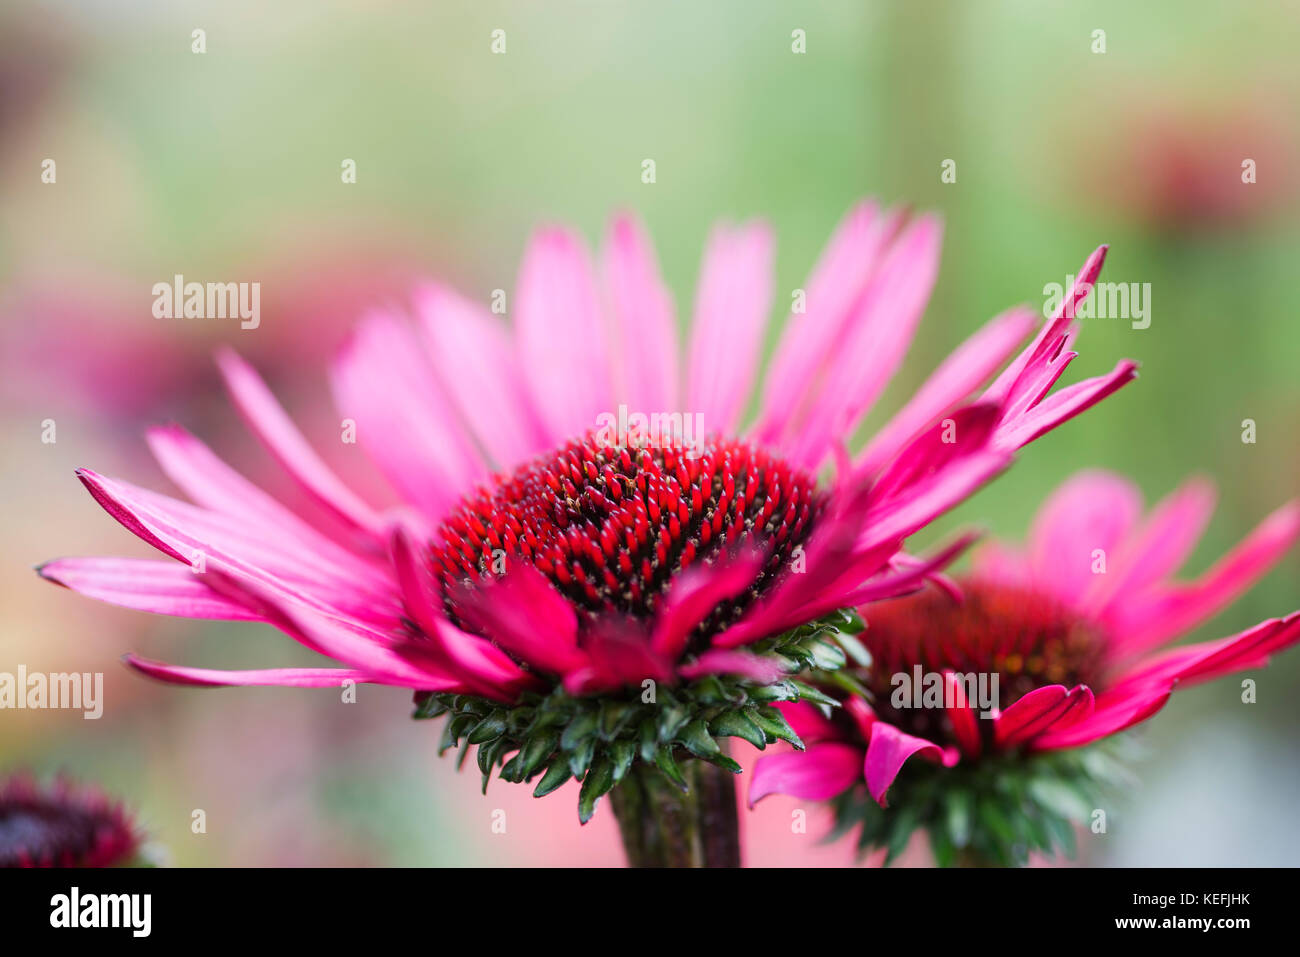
[1, 0, 1296, 866]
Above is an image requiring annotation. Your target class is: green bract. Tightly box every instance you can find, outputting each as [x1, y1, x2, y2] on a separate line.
[826, 736, 1138, 867]
[414, 609, 861, 823]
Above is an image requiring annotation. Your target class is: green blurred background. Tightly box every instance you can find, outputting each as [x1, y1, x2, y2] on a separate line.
[1, 0, 1296, 865]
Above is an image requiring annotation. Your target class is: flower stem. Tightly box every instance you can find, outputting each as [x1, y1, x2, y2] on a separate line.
[609, 750, 741, 867]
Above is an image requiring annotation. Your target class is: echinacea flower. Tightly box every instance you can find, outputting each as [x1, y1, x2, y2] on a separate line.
[39, 200, 1135, 865]
[1096, 98, 1294, 234]
[0, 774, 141, 868]
[749, 469, 1300, 866]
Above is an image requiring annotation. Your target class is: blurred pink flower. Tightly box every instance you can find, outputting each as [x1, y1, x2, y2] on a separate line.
[1094, 98, 1296, 233]
[0, 244, 423, 427]
[0, 773, 141, 868]
[750, 470, 1300, 808]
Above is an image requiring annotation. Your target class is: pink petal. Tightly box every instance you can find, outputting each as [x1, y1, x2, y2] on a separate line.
[777, 701, 841, 744]
[145, 425, 383, 580]
[970, 540, 1034, 588]
[1108, 501, 1300, 654]
[819, 531, 980, 617]
[858, 451, 1011, 552]
[330, 312, 485, 520]
[1032, 685, 1172, 751]
[388, 529, 543, 698]
[424, 613, 541, 700]
[449, 565, 586, 677]
[602, 213, 678, 412]
[972, 245, 1138, 457]
[76, 469, 400, 627]
[38, 557, 260, 621]
[993, 684, 1095, 749]
[125, 654, 377, 688]
[747, 742, 864, 806]
[785, 215, 943, 470]
[562, 619, 673, 696]
[757, 201, 897, 442]
[686, 221, 775, 435]
[1026, 470, 1144, 608]
[415, 282, 551, 467]
[844, 696, 880, 741]
[855, 307, 1038, 476]
[892, 554, 963, 603]
[1090, 476, 1217, 616]
[515, 226, 614, 438]
[1108, 614, 1300, 695]
[865, 722, 947, 807]
[678, 650, 784, 683]
[709, 481, 883, 648]
[943, 671, 983, 759]
[1170, 613, 1300, 686]
[984, 244, 1108, 407]
[992, 360, 1139, 452]
[175, 563, 471, 692]
[215, 349, 387, 539]
[650, 549, 764, 660]
[868, 403, 1002, 505]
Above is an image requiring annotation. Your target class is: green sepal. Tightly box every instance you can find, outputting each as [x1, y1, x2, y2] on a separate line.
[746, 704, 805, 750]
[678, 719, 720, 759]
[637, 717, 659, 763]
[532, 761, 572, 798]
[418, 606, 861, 821]
[499, 752, 525, 784]
[561, 711, 599, 750]
[439, 713, 475, 755]
[412, 692, 447, 720]
[656, 703, 690, 740]
[836, 632, 872, 668]
[609, 740, 636, 784]
[567, 736, 596, 779]
[805, 638, 847, 671]
[829, 736, 1135, 867]
[654, 745, 689, 791]
[520, 731, 559, 779]
[598, 701, 637, 741]
[788, 680, 839, 708]
[945, 789, 973, 848]
[478, 738, 510, 793]
[578, 758, 616, 824]
[709, 710, 766, 750]
[696, 751, 744, 774]
[748, 680, 798, 703]
[468, 710, 508, 745]
[451, 695, 491, 717]
[833, 608, 866, 634]
[884, 805, 920, 866]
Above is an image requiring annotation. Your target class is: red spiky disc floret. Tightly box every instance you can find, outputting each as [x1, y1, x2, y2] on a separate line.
[0, 775, 140, 868]
[429, 431, 824, 648]
[860, 581, 1108, 748]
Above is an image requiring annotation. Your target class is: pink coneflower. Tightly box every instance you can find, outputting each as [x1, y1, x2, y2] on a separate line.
[749, 470, 1300, 865]
[1100, 99, 1295, 234]
[40, 201, 1135, 864]
[0, 774, 141, 868]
